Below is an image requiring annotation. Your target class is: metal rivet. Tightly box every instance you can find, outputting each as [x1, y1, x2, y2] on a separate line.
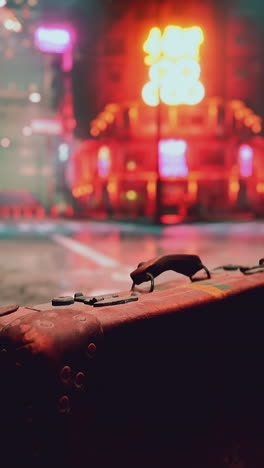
[86, 342, 97, 359]
[87, 342, 97, 355]
[73, 314, 86, 322]
[60, 366, 72, 383]
[58, 395, 70, 414]
[75, 372, 85, 390]
[34, 319, 54, 329]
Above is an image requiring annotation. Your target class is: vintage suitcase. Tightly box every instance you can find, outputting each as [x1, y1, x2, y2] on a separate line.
[1, 254, 264, 468]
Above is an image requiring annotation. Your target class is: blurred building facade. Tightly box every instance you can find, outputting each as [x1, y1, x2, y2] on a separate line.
[72, 0, 264, 137]
[0, 0, 75, 211]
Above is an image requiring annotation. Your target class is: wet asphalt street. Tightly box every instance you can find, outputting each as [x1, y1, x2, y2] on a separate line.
[0, 219, 264, 308]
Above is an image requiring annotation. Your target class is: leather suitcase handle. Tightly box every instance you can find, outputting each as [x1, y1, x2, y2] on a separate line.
[130, 254, 210, 288]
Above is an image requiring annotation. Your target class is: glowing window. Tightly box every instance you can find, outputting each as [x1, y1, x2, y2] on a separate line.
[238, 144, 253, 177]
[159, 139, 188, 177]
[98, 146, 111, 177]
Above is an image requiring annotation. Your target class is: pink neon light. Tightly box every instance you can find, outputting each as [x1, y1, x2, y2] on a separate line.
[62, 44, 73, 72]
[159, 139, 188, 177]
[34, 27, 72, 53]
[239, 144, 253, 177]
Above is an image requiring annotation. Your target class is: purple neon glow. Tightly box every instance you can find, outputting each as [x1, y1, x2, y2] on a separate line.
[62, 45, 73, 71]
[239, 144, 253, 177]
[34, 27, 72, 53]
[98, 146, 111, 177]
[159, 139, 188, 177]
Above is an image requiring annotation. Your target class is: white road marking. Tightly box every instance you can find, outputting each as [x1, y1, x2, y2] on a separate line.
[52, 234, 121, 268]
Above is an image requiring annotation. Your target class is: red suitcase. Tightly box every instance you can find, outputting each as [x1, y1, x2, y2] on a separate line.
[1, 254, 264, 468]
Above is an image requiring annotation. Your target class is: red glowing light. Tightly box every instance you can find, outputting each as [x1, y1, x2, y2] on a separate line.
[34, 27, 72, 53]
[160, 214, 185, 224]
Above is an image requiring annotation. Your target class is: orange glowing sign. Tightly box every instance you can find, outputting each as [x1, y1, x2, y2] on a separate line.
[142, 25, 205, 106]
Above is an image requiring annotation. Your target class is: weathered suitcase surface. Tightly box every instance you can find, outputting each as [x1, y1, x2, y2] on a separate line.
[1, 254, 264, 468]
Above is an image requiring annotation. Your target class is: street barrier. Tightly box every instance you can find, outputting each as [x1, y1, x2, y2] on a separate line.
[1, 254, 264, 467]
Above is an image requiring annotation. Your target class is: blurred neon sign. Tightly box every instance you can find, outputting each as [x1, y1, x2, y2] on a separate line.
[34, 27, 72, 53]
[239, 144, 253, 177]
[142, 26, 205, 106]
[159, 139, 188, 177]
[98, 146, 111, 177]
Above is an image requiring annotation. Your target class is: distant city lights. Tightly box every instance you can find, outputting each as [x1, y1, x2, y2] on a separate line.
[1, 137, 10, 148]
[58, 143, 70, 162]
[34, 26, 73, 53]
[126, 161, 137, 171]
[28, 0, 38, 6]
[29, 92, 41, 103]
[4, 19, 22, 32]
[126, 190, 138, 201]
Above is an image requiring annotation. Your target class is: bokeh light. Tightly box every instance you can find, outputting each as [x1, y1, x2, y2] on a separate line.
[58, 143, 70, 162]
[34, 27, 72, 53]
[29, 92, 41, 103]
[1, 138, 10, 148]
[22, 126, 33, 137]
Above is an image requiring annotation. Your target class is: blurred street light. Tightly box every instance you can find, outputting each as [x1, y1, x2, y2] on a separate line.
[0, 7, 22, 31]
[29, 92, 41, 103]
[1, 137, 10, 148]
